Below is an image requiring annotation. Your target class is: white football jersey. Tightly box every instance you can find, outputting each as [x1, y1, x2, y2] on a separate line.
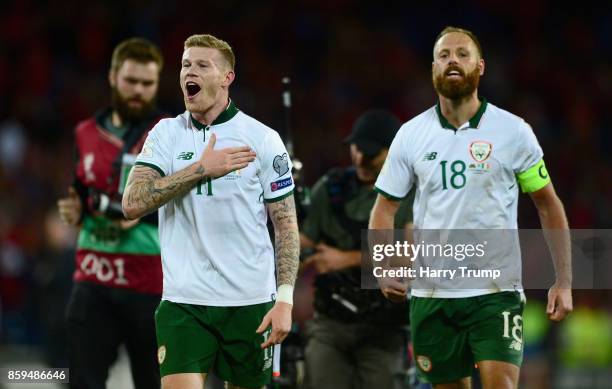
[136, 101, 294, 306]
[375, 99, 547, 298]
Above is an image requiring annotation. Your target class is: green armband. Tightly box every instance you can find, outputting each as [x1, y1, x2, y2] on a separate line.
[516, 159, 551, 193]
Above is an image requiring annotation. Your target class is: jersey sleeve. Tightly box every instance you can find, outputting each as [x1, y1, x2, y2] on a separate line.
[513, 120, 550, 193]
[259, 131, 295, 202]
[374, 125, 414, 200]
[135, 120, 172, 177]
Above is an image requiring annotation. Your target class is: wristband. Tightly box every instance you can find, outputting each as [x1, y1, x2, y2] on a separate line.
[276, 284, 294, 305]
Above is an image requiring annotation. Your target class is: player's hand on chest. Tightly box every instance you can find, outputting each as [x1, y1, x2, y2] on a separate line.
[172, 133, 260, 198]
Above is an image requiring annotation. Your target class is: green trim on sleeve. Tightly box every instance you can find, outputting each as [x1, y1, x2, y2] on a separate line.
[516, 159, 550, 193]
[374, 186, 403, 201]
[264, 189, 294, 203]
[135, 161, 166, 177]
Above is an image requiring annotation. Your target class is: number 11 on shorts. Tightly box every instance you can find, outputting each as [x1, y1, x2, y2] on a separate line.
[262, 329, 273, 371]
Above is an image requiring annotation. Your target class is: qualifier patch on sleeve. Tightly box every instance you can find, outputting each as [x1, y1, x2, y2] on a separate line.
[270, 177, 293, 192]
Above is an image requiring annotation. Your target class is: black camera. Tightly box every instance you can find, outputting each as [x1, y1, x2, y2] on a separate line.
[87, 189, 125, 220]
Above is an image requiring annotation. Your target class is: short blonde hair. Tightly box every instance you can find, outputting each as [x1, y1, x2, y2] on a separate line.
[434, 26, 483, 59]
[184, 34, 235, 70]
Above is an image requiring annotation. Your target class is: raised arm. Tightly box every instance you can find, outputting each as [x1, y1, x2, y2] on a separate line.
[122, 133, 256, 219]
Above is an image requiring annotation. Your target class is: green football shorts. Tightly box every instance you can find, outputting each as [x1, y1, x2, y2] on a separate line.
[410, 291, 525, 385]
[155, 299, 274, 388]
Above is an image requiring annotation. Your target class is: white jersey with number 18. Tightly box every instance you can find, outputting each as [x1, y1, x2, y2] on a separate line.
[375, 99, 550, 298]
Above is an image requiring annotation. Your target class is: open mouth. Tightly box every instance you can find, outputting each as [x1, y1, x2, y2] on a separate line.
[445, 69, 463, 78]
[186, 81, 201, 97]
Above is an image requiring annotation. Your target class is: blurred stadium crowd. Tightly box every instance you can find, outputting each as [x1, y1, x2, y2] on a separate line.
[0, 1, 611, 387]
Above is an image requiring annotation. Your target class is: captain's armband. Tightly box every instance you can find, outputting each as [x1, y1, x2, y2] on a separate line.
[516, 159, 550, 193]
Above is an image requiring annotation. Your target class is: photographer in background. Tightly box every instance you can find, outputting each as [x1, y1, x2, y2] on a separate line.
[57, 38, 165, 389]
[300, 110, 413, 389]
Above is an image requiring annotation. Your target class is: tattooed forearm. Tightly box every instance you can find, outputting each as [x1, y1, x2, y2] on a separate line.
[267, 195, 300, 287]
[122, 163, 205, 219]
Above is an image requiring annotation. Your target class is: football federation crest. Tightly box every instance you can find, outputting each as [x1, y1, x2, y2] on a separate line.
[417, 355, 432, 372]
[158, 345, 166, 364]
[469, 141, 492, 162]
[273, 153, 290, 177]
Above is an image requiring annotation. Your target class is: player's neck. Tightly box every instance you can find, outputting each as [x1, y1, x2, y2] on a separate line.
[438, 93, 481, 129]
[192, 95, 230, 126]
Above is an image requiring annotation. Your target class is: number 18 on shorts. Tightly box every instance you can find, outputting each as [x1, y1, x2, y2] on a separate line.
[410, 292, 524, 384]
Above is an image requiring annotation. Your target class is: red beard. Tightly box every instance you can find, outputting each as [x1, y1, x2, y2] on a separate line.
[433, 65, 480, 100]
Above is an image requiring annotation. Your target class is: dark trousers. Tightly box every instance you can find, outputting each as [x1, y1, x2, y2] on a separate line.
[304, 314, 405, 389]
[66, 282, 161, 389]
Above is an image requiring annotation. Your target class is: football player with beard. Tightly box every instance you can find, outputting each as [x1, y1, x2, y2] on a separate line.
[58, 38, 166, 389]
[370, 27, 572, 389]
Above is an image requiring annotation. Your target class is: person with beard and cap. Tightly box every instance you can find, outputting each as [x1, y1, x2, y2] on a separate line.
[57, 37, 166, 389]
[300, 110, 414, 389]
[122, 34, 299, 389]
[370, 26, 572, 389]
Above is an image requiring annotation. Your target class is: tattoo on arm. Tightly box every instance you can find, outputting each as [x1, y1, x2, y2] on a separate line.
[267, 195, 300, 287]
[123, 163, 204, 219]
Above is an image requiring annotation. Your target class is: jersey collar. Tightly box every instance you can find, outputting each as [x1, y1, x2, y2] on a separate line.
[191, 99, 240, 130]
[435, 97, 488, 131]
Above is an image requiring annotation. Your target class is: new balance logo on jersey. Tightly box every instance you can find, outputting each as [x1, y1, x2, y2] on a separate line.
[177, 152, 194, 160]
[509, 339, 522, 351]
[423, 152, 437, 161]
